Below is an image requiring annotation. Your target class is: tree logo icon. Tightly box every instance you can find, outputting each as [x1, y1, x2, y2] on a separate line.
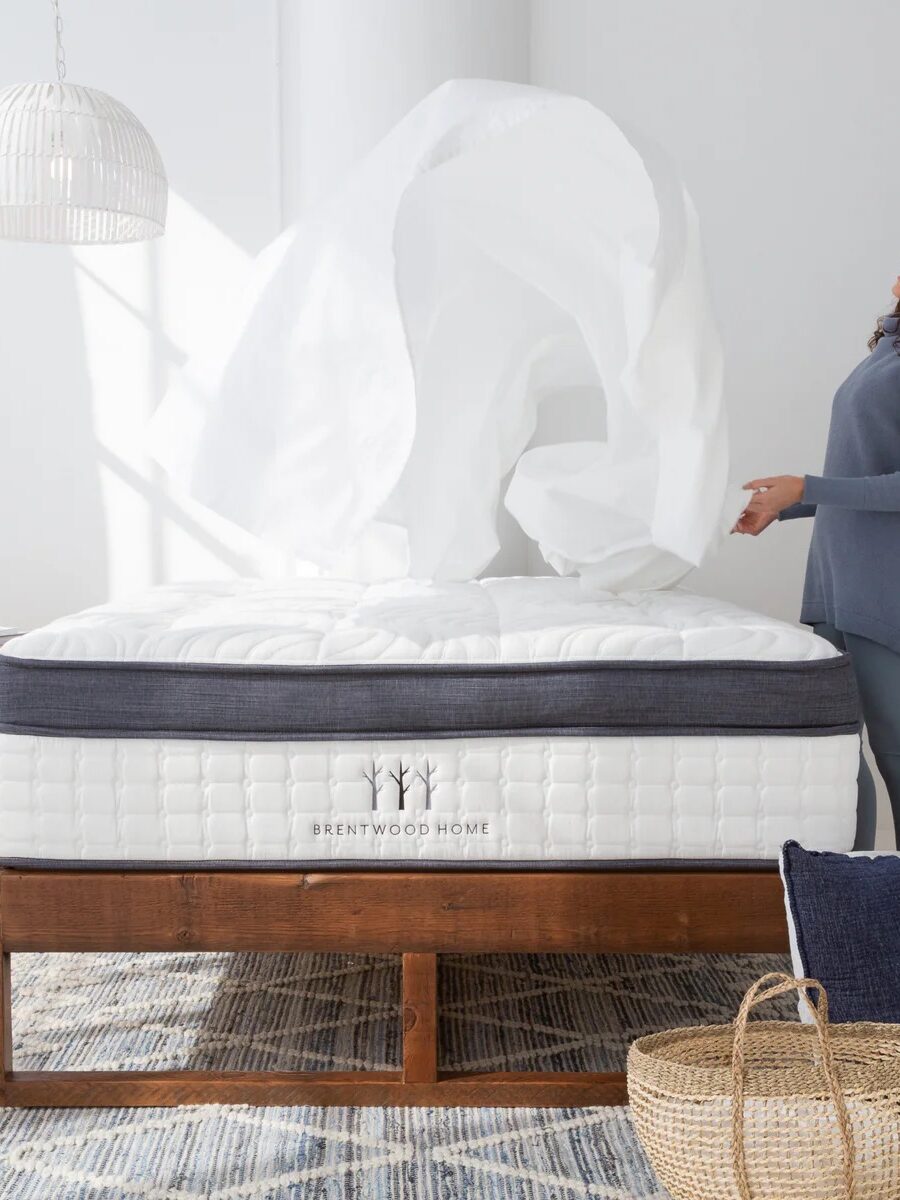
[363, 759, 438, 811]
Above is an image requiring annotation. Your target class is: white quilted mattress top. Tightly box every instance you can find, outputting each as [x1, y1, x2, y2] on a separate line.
[2, 577, 838, 667]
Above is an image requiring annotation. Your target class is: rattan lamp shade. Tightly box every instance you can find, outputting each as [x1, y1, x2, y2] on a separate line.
[0, 82, 167, 243]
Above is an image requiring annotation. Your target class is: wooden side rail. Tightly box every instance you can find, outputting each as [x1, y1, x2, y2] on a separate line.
[0, 868, 789, 954]
[0, 867, 788, 1108]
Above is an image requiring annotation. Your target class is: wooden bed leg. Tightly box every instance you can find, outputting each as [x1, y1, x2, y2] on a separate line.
[402, 952, 438, 1085]
[0, 950, 11, 1103]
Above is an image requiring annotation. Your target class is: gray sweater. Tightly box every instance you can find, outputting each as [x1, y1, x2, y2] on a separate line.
[781, 314, 900, 651]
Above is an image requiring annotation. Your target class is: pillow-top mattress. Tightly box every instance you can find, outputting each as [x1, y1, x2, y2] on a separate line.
[0, 578, 860, 866]
[0, 577, 858, 740]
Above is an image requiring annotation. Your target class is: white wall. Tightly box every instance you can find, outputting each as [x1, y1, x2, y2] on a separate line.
[281, 0, 530, 220]
[0, 0, 282, 628]
[531, 0, 899, 623]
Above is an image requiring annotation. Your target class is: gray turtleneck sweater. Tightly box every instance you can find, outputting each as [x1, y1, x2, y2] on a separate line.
[781, 314, 900, 652]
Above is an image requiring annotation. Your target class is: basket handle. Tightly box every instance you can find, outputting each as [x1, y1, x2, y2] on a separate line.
[730, 972, 855, 1200]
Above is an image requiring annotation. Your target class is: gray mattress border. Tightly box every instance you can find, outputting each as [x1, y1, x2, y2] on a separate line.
[0, 856, 781, 873]
[0, 652, 861, 741]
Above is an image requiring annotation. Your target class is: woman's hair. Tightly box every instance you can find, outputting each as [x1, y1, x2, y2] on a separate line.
[869, 299, 900, 352]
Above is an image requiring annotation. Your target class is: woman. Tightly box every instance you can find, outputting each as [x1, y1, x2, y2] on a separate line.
[736, 278, 900, 850]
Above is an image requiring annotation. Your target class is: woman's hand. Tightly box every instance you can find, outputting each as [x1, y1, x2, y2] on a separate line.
[743, 475, 805, 515]
[733, 507, 778, 536]
[732, 475, 805, 535]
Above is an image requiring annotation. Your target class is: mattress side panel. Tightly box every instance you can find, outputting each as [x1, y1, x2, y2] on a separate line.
[0, 732, 859, 864]
[0, 654, 861, 740]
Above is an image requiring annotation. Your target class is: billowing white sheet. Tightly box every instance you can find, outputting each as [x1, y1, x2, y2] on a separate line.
[152, 79, 734, 588]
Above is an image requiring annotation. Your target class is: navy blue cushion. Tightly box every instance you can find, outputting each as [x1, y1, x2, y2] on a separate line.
[781, 840, 900, 1023]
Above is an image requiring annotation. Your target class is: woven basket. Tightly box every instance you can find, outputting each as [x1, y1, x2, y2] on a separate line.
[627, 972, 900, 1200]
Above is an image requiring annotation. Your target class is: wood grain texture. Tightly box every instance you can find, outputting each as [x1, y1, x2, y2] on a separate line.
[0, 868, 788, 954]
[0, 865, 786, 1108]
[402, 953, 438, 1084]
[1, 1070, 628, 1108]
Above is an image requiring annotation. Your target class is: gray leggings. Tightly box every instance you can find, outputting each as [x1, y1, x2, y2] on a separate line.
[814, 623, 900, 850]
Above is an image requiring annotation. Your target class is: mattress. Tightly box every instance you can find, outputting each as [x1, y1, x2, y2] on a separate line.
[0, 578, 860, 866]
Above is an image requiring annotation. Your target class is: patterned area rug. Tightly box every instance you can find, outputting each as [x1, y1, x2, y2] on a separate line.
[0, 950, 793, 1198]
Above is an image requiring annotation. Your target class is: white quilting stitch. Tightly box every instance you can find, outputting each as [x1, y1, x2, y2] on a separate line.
[1, 578, 843, 666]
[0, 732, 858, 863]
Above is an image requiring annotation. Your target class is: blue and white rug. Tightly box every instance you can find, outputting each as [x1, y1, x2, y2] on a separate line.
[0, 950, 793, 1198]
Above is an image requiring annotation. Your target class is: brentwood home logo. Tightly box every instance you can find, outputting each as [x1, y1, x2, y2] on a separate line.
[364, 758, 434, 811]
[311, 759, 492, 839]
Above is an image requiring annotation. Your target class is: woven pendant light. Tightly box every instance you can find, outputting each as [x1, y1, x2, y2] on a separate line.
[0, 1, 167, 244]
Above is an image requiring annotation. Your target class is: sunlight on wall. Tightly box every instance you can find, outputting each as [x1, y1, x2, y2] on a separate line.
[72, 243, 154, 596]
[72, 191, 294, 599]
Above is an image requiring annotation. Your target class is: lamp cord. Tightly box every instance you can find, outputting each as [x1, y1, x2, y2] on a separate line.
[51, 0, 66, 83]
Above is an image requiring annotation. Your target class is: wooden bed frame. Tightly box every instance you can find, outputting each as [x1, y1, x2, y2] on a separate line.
[0, 865, 788, 1109]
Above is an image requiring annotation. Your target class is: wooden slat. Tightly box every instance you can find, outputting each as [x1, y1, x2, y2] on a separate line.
[402, 953, 438, 1084]
[1, 1069, 627, 1108]
[0, 869, 788, 955]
